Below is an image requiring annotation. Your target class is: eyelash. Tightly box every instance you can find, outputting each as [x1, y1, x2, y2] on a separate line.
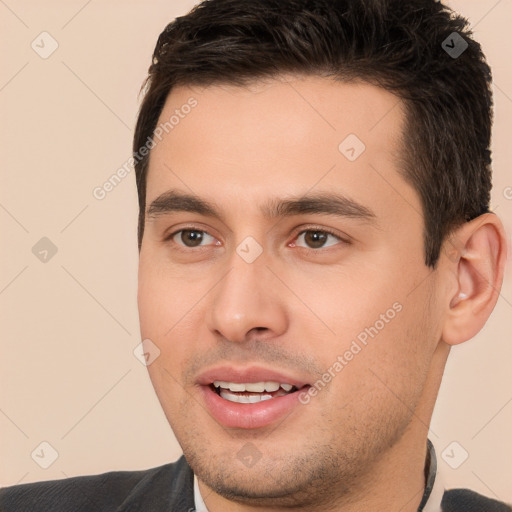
[164, 225, 349, 252]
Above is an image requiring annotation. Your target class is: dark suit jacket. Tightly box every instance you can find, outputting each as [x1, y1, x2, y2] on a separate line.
[1, 455, 510, 511]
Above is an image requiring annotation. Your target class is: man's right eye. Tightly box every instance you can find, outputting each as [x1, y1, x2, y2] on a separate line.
[170, 229, 220, 248]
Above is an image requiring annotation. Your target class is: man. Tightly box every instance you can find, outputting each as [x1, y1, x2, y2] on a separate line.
[1, 0, 510, 510]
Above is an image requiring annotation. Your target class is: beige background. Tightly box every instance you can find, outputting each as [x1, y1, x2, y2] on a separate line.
[1, 0, 511, 502]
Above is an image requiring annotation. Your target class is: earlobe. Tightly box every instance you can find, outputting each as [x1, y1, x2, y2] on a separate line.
[441, 213, 508, 346]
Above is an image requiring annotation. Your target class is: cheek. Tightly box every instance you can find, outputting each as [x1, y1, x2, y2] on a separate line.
[287, 261, 404, 342]
[138, 250, 212, 373]
[340, 292, 435, 412]
[292, 260, 435, 392]
[138, 249, 202, 338]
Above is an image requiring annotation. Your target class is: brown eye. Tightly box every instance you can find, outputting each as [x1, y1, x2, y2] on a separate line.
[295, 230, 341, 249]
[172, 229, 215, 247]
[304, 231, 327, 248]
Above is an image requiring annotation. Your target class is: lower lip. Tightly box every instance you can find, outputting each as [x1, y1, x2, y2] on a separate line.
[199, 385, 308, 429]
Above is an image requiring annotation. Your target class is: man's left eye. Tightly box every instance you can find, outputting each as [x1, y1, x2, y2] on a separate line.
[293, 230, 342, 249]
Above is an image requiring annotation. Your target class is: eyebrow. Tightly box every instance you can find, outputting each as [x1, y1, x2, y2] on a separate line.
[146, 189, 377, 224]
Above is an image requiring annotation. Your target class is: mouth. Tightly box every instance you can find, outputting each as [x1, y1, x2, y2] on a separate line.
[196, 367, 311, 429]
[210, 380, 300, 403]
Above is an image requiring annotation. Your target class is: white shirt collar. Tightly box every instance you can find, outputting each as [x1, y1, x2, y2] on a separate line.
[423, 467, 444, 512]
[193, 473, 209, 512]
[422, 439, 444, 512]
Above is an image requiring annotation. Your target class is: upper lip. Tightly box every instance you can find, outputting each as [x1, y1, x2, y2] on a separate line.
[196, 365, 311, 388]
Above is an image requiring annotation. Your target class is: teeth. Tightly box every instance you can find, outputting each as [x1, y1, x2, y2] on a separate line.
[244, 382, 265, 392]
[212, 381, 295, 393]
[220, 390, 275, 403]
[228, 382, 246, 392]
[264, 381, 280, 392]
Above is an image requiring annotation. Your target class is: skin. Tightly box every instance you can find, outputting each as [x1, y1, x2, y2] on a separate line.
[137, 74, 507, 511]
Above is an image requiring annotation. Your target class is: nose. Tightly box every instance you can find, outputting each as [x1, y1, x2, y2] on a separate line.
[205, 250, 289, 343]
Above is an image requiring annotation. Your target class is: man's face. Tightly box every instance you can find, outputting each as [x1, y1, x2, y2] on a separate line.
[138, 75, 447, 507]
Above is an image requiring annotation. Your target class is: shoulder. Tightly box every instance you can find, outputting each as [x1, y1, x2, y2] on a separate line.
[442, 488, 512, 512]
[0, 455, 194, 512]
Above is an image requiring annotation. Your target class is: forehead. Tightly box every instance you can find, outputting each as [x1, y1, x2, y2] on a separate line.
[145, 75, 418, 226]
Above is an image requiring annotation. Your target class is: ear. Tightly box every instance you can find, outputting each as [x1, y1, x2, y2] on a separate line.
[441, 212, 508, 346]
